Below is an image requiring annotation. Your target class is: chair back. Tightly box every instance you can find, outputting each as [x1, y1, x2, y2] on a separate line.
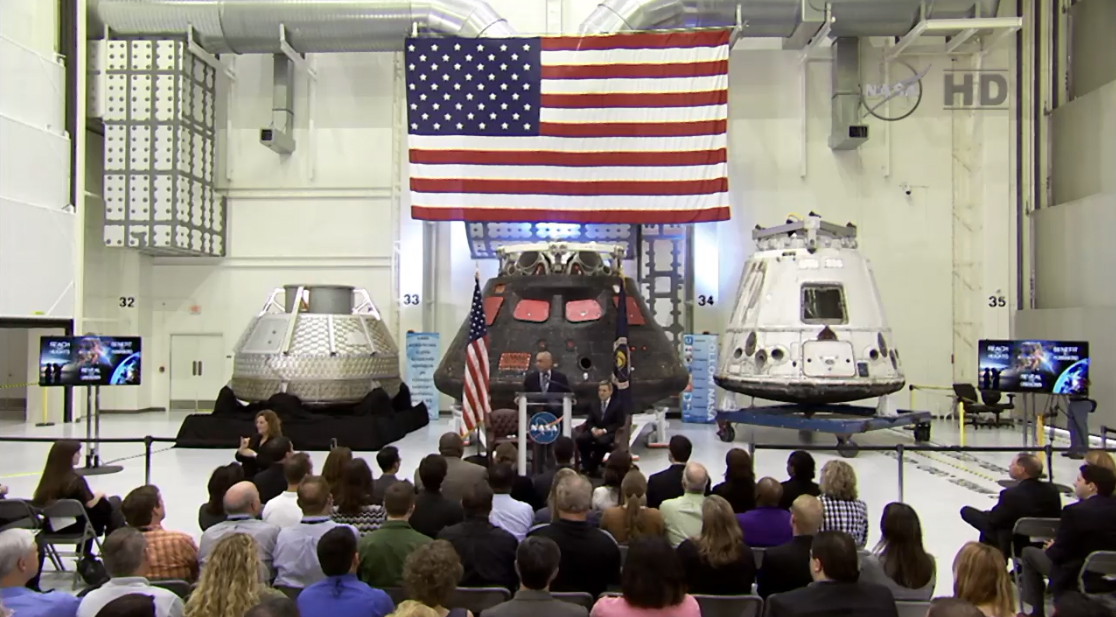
[980, 390, 1002, 405]
[489, 409, 519, 439]
[693, 594, 763, 617]
[1011, 517, 1060, 543]
[1079, 550, 1116, 593]
[150, 579, 192, 599]
[953, 383, 980, 404]
[447, 587, 511, 614]
[752, 547, 766, 569]
[381, 587, 407, 604]
[896, 601, 932, 617]
[40, 498, 89, 521]
[619, 544, 629, 565]
[38, 499, 95, 542]
[274, 585, 302, 600]
[552, 592, 595, 610]
[0, 499, 40, 532]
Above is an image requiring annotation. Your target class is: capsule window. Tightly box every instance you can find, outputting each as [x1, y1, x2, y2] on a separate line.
[801, 283, 848, 325]
[565, 299, 603, 323]
[483, 297, 504, 326]
[513, 299, 550, 323]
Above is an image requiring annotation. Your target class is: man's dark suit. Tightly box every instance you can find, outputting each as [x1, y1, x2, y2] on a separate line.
[960, 477, 1062, 556]
[757, 535, 815, 599]
[574, 396, 625, 473]
[1046, 495, 1116, 593]
[370, 473, 399, 506]
[523, 370, 571, 395]
[646, 463, 711, 510]
[766, 580, 899, 617]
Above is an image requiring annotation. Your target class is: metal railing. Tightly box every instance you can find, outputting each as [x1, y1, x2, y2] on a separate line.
[0, 435, 178, 486]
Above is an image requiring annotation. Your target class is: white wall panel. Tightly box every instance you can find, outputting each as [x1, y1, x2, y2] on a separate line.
[0, 1, 58, 56]
[227, 195, 394, 258]
[0, 198, 75, 318]
[0, 37, 65, 132]
[0, 116, 70, 209]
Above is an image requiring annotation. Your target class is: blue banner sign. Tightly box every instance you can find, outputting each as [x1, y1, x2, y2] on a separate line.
[406, 332, 441, 421]
[682, 333, 718, 424]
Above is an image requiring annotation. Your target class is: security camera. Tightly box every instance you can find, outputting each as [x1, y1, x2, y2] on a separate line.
[900, 182, 912, 197]
[260, 127, 296, 156]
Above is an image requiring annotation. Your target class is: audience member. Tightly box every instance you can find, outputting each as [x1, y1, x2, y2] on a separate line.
[273, 476, 357, 589]
[535, 469, 599, 526]
[859, 502, 936, 601]
[186, 533, 285, 617]
[532, 437, 576, 510]
[1051, 592, 1114, 617]
[646, 436, 708, 509]
[93, 594, 155, 617]
[952, 542, 1015, 617]
[252, 437, 295, 505]
[410, 455, 465, 538]
[236, 410, 283, 479]
[960, 453, 1061, 558]
[262, 453, 313, 528]
[528, 473, 621, 599]
[766, 531, 898, 617]
[591, 453, 631, 512]
[197, 482, 279, 580]
[297, 526, 394, 617]
[242, 598, 298, 617]
[737, 477, 792, 548]
[1020, 464, 1116, 617]
[414, 433, 487, 503]
[926, 597, 986, 617]
[590, 536, 699, 617]
[818, 460, 869, 548]
[321, 447, 353, 502]
[332, 459, 386, 534]
[599, 470, 664, 544]
[485, 537, 587, 617]
[660, 462, 709, 547]
[489, 464, 534, 542]
[32, 440, 124, 564]
[76, 528, 183, 617]
[373, 447, 402, 506]
[120, 485, 198, 582]
[358, 482, 431, 589]
[389, 602, 439, 617]
[575, 381, 626, 476]
[493, 443, 539, 508]
[198, 464, 243, 532]
[779, 451, 821, 510]
[757, 495, 824, 598]
[438, 481, 518, 591]
[676, 495, 756, 595]
[712, 448, 756, 514]
[1084, 450, 1115, 471]
[0, 528, 81, 617]
[402, 540, 473, 617]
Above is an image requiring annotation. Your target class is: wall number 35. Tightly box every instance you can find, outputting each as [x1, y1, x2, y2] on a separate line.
[402, 294, 421, 306]
[988, 295, 1007, 308]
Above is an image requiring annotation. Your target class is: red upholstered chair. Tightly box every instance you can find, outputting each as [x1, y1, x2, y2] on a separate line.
[486, 408, 519, 452]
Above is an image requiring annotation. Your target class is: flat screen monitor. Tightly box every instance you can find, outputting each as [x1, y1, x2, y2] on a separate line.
[39, 336, 142, 387]
[977, 339, 1089, 395]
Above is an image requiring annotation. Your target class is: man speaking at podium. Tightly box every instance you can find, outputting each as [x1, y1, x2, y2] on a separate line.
[523, 351, 570, 396]
[575, 381, 625, 475]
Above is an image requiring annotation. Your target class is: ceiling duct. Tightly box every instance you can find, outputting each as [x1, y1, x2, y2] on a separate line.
[828, 37, 867, 150]
[90, 0, 516, 53]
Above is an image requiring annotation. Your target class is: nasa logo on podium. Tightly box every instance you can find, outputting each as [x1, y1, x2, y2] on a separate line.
[528, 411, 560, 445]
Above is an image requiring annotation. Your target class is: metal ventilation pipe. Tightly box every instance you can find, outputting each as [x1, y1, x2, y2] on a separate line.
[90, 0, 516, 53]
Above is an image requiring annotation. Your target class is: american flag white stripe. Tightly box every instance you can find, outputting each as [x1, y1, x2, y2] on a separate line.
[538, 105, 728, 123]
[539, 47, 728, 65]
[409, 163, 726, 182]
[539, 75, 728, 94]
[411, 192, 727, 211]
[408, 133, 728, 152]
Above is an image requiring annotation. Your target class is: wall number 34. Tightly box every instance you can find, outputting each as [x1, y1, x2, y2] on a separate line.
[402, 294, 421, 306]
[988, 295, 1007, 308]
[697, 295, 715, 306]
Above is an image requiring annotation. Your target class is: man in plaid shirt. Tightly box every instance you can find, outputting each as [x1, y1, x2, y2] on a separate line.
[121, 485, 199, 582]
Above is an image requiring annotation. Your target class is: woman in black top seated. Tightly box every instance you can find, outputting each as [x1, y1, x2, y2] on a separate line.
[779, 450, 821, 510]
[712, 448, 756, 514]
[235, 410, 282, 478]
[198, 463, 244, 531]
[676, 495, 756, 595]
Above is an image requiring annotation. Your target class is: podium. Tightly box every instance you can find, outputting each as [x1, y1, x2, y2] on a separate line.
[515, 392, 576, 474]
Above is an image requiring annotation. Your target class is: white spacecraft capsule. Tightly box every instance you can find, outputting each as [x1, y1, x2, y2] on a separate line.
[715, 215, 905, 405]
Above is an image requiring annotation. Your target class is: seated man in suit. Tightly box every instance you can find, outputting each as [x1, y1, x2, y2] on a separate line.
[1019, 464, 1116, 617]
[766, 530, 898, 617]
[960, 452, 1062, 557]
[485, 536, 588, 617]
[574, 381, 625, 475]
[758, 495, 823, 598]
[646, 435, 710, 509]
[523, 352, 571, 414]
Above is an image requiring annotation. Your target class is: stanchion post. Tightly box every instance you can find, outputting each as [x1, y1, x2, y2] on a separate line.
[1036, 409, 1047, 469]
[908, 386, 915, 415]
[1045, 442, 1054, 484]
[896, 443, 905, 502]
[958, 401, 966, 447]
[144, 436, 153, 485]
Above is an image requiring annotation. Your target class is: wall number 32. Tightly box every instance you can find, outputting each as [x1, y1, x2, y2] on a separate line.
[988, 295, 1007, 308]
[697, 295, 715, 306]
[402, 294, 421, 306]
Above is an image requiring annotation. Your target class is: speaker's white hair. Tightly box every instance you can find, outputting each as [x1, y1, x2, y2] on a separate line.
[0, 529, 35, 579]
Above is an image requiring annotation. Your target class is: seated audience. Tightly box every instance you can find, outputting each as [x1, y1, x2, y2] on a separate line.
[198, 464, 243, 532]
[252, 437, 295, 505]
[676, 495, 756, 595]
[274, 476, 357, 589]
[438, 481, 518, 591]
[818, 460, 869, 548]
[779, 451, 821, 510]
[373, 447, 402, 505]
[414, 433, 486, 504]
[93, 594, 156, 617]
[389, 602, 440, 617]
[489, 464, 534, 542]
[321, 446, 353, 502]
[712, 448, 756, 514]
[263, 453, 313, 528]
[402, 540, 473, 617]
[528, 473, 621, 599]
[757, 495, 824, 598]
[185, 533, 285, 617]
[33, 440, 124, 559]
[1052, 591, 1114, 617]
[358, 482, 431, 589]
[120, 485, 198, 582]
[535, 468, 600, 527]
[952, 542, 1016, 617]
[198, 481, 280, 581]
[297, 526, 394, 617]
[766, 531, 898, 617]
[411, 455, 465, 539]
[332, 458, 387, 534]
[532, 436, 576, 509]
[243, 598, 298, 617]
[660, 462, 709, 547]
[0, 528, 81, 617]
[737, 477, 793, 548]
[1020, 464, 1116, 617]
[592, 453, 632, 512]
[236, 410, 283, 479]
[77, 528, 183, 617]
[926, 597, 986, 617]
[485, 536, 588, 617]
[590, 536, 699, 617]
[599, 470, 665, 544]
[859, 502, 936, 601]
[1084, 450, 1115, 471]
[960, 453, 1061, 558]
[646, 436, 708, 509]
[493, 443, 539, 508]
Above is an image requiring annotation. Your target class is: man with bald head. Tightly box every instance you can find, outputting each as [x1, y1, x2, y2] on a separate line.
[738, 477, 793, 548]
[198, 481, 280, 580]
[524, 351, 571, 396]
[757, 494, 824, 598]
[413, 432, 487, 503]
[660, 462, 709, 547]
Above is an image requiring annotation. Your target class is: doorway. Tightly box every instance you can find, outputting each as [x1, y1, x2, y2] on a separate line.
[170, 334, 226, 412]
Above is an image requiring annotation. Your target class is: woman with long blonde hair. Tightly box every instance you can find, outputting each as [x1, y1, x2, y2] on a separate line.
[600, 470, 665, 543]
[185, 534, 283, 617]
[818, 460, 869, 548]
[675, 495, 755, 595]
[952, 541, 1015, 617]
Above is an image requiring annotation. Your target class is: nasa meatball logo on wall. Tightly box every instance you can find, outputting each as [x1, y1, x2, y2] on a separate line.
[528, 411, 560, 444]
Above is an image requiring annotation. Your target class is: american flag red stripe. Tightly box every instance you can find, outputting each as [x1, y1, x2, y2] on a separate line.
[461, 277, 491, 434]
[411, 205, 732, 223]
[540, 60, 729, 80]
[410, 178, 726, 196]
[538, 119, 727, 137]
[409, 148, 727, 166]
[539, 30, 729, 50]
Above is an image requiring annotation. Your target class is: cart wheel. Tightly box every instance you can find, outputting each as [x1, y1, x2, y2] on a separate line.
[798, 430, 815, 444]
[718, 424, 736, 443]
[836, 436, 860, 458]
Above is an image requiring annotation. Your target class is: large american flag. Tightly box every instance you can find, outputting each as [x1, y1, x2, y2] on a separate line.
[462, 275, 492, 434]
[405, 30, 730, 224]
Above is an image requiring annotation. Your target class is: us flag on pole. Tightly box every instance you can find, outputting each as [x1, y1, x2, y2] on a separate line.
[462, 275, 492, 434]
[405, 30, 731, 224]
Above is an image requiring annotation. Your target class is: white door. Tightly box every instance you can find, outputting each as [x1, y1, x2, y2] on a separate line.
[170, 334, 226, 412]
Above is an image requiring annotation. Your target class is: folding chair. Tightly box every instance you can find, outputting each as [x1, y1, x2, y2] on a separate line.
[447, 587, 511, 614]
[619, 544, 629, 565]
[36, 499, 100, 587]
[0, 499, 41, 532]
[150, 579, 192, 599]
[752, 547, 766, 569]
[1010, 517, 1060, 606]
[1079, 550, 1116, 595]
[693, 594, 764, 617]
[552, 592, 594, 610]
[896, 601, 933, 617]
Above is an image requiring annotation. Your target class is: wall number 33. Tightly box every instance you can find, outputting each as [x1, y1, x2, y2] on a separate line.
[402, 294, 421, 306]
[988, 295, 1007, 308]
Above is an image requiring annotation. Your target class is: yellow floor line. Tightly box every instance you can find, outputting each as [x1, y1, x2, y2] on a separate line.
[910, 449, 1001, 484]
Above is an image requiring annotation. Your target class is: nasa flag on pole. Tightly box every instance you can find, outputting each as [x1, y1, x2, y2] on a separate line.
[614, 278, 633, 415]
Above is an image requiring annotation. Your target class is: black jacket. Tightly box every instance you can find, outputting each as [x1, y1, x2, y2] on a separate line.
[713, 480, 756, 514]
[370, 473, 400, 506]
[757, 535, 815, 598]
[532, 464, 575, 510]
[989, 477, 1063, 532]
[410, 490, 464, 539]
[766, 580, 899, 617]
[523, 370, 571, 394]
[779, 478, 821, 510]
[677, 539, 756, 595]
[253, 464, 287, 505]
[585, 396, 626, 434]
[528, 519, 621, 599]
[1046, 494, 1116, 594]
[439, 517, 519, 591]
[646, 464, 711, 510]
